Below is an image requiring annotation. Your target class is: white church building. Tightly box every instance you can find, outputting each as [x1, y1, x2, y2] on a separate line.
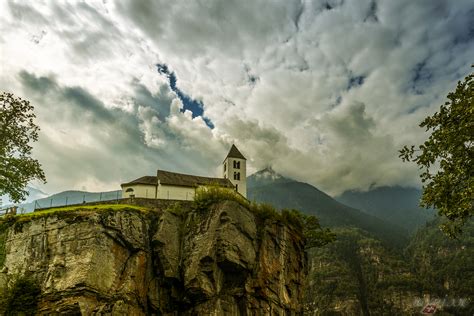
[121, 145, 247, 200]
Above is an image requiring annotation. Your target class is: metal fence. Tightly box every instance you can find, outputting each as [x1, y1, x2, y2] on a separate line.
[0, 191, 123, 214]
[32, 191, 123, 211]
[0, 206, 17, 217]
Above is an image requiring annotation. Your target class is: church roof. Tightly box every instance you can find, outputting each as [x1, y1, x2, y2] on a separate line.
[158, 170, 234, 188]
[225, 144, 246, 160]
[121, 171, 234, 188]
[121, 176, 157, 186]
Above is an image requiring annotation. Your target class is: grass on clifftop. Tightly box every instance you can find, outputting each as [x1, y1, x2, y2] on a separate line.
[12, 204, 149, 222]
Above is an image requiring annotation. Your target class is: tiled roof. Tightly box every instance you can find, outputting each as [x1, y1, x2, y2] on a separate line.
[121, 176, 157, 186]
[158, 170, 234, 188]
[122, 171, 234, 188]
[225, 144, 246, 160]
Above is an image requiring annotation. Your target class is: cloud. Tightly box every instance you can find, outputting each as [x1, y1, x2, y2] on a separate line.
[156, 63, 214, 128]
[1, 0, 473, 196]
[16, 71, 230, 193]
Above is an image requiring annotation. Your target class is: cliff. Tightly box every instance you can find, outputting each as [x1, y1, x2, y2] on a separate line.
[0, 201, 306, 315]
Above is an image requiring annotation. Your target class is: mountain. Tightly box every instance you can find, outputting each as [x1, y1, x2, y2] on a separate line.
[305, 220, 474, 315]
[336, 186, 436, 232]
[14, 190, 122, 213]
[247, 167, 294, 188]
[1, 186, 49, 208]
[248, 168, 407, 247]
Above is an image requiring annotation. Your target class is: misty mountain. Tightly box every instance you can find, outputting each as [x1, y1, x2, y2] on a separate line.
[335, 186, 436, 232]
[14, 190, 122, 213]
[1, 186, 49, 208]
[248, 168, 407, 247]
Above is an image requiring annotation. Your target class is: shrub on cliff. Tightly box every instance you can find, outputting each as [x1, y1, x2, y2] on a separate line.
[281, 209, 336, 248]
[193, 185, 335, 248]
[2, 276, 41, 315]
[194, 185, 250, 212]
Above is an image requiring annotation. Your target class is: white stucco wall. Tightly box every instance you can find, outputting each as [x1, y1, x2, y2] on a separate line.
[156, 184, 196, 201]
[122, 184, 157, 199]
[122, 182, 239, 201]
[224, 157, 247, 198]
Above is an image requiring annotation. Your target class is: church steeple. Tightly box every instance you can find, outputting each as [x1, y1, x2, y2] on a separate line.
[225, 144, 247, 160]
[223, 144, 247, 198]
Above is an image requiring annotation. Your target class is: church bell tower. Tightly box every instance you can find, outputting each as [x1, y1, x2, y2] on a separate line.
[223, 144, 247, 198]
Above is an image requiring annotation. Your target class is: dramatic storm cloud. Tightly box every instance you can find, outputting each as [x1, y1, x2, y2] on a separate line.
[1, 0, 473, 196]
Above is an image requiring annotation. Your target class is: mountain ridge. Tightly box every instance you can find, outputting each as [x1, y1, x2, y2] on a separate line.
[247, 169, 408, 247]
[336, 185, 435, 232]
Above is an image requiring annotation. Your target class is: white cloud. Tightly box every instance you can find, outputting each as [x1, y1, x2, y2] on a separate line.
[1, 0, 473, 196]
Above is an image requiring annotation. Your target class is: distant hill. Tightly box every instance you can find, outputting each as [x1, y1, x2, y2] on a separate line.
[15, 190, 122, 213]
[247, 168, 407, 247]
[335, 186, 435, 232]
[1, 186, 49, 208]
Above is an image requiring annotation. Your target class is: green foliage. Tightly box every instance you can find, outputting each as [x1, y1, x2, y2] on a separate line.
[0, 92, 46, 203]
[165, 202, 187, 217]
[194, 185, 251, 212]
[3, 276, 41, 315]
[406, 218, 474, 299]
[0, 218, 14, 267]
[306, 219, 474, 314]
[194, 185, 334, 248]
[400, 67, 474, 236]
[281, 209, 336, 248]
[251, 202, 280, 223]
[306, 228, 421, 315]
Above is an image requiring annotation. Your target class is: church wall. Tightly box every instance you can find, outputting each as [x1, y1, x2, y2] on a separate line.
[121, 184, 234, 201]
[157, 184, 196, 201]
[122, 184, 157, 199]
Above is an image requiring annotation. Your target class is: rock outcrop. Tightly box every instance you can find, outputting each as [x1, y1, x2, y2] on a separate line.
[0, 201, 306, 315]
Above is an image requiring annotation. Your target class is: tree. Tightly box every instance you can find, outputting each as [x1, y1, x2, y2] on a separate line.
[281, 209, 336, 248]
[0, 92, 46, 203]
[399, 67, 473, 237]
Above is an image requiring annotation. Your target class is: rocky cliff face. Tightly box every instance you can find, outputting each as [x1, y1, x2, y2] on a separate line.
[0, 201, 306, 315]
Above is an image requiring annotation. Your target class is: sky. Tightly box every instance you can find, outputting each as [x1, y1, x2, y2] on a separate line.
[1, 0, 473, 197]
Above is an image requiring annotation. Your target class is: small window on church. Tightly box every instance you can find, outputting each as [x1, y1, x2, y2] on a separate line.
[224, 163, 226, 172]
[125, 188, 134, 193]
[233, 160, 240, 169]
[234, 172, 240, 180]
[235, 184, 238, 192]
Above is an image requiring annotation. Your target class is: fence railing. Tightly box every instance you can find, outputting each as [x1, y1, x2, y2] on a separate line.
[0, 206, 17, 217]
[32, 191, 123, 212]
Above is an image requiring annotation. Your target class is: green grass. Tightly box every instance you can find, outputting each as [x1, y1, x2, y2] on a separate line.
[14, 204, 149, 221]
